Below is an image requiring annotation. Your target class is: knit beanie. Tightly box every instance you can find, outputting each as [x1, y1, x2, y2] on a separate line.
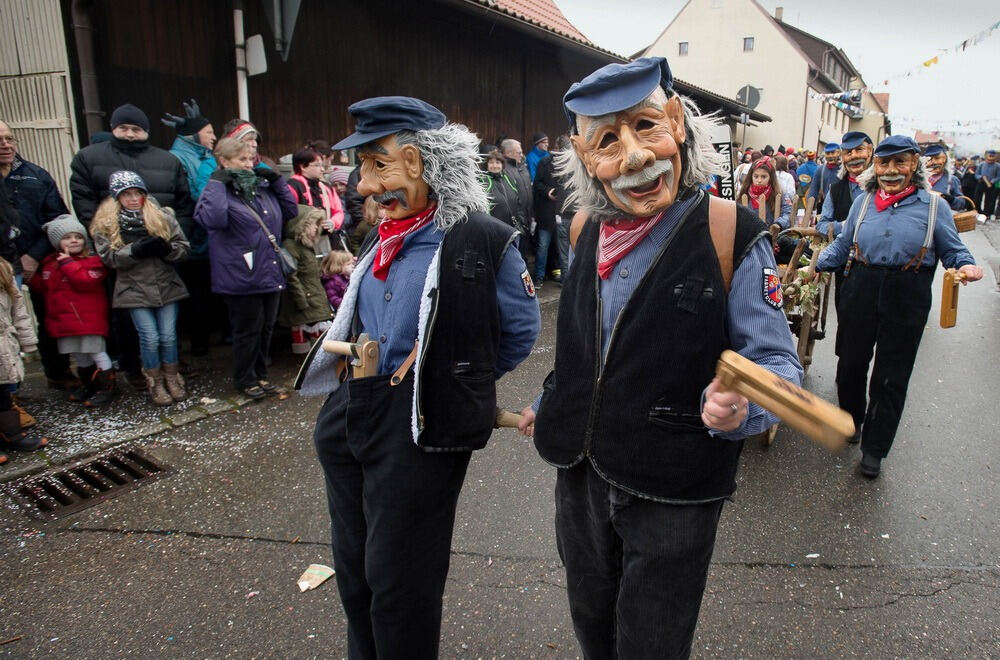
[110, 104, 150, 132]
[328, 168, 350, 185]
[44, 214, 88, 249]
[226, 121, 259, 143]
[532, 132, 548, 145]
[109, 170, 148, 199]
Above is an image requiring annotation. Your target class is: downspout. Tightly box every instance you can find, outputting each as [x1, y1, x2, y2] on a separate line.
[801, 65, 820, 147]
[70, 0, 103, 138]
[234, 0, 250, 120]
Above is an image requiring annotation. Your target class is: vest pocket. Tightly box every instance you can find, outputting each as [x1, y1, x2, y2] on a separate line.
[647, 405, 705, 432]
[446, 364, 495, 439]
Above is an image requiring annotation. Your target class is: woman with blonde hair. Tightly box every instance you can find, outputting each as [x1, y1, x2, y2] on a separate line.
[278, 205, 333, 354]
[91, 170, 190, 406]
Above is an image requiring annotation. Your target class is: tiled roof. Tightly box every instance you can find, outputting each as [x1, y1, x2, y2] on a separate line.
[494, 0, 590, 44]
[468, 0, 625, 59]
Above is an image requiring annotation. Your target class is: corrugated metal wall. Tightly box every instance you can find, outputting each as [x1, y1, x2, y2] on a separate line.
[0, 0, 78, 203]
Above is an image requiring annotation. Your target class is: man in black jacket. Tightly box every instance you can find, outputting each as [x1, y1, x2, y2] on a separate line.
[69, 104, 195, 387]
[0, 119, 77, 388]
[531, 135, 569, 286]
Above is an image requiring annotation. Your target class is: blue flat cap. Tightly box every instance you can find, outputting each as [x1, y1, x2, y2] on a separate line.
[987, 149, 998, 156]
[333, 96, 446, 150]
[824, 143, 840, 152]
[840, 131, 872, 150]
[922, 143, 946, 157]
[873, 135, 920, 157]
[563, 57, 673, 131]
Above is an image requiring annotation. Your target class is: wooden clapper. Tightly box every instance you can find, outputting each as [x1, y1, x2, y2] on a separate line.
[940, 268, 967, 328]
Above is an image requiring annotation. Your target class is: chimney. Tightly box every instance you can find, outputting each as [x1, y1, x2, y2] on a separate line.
[775, 6, 784, 21]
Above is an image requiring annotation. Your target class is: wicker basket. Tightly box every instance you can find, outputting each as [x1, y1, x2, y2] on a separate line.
[954, 196, 977, 233]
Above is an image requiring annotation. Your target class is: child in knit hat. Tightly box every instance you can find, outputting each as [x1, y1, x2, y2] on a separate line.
[0, 256, 44, 463]
[28, 214, 114, 407]
[90, 170, 190, 407]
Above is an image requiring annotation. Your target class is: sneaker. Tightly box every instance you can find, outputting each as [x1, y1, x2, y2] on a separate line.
[241, 385, 267, 400]
[859, 453, 881, 479]
[257, 380, 279, 394]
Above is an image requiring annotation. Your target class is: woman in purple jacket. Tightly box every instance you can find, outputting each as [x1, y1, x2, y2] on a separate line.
[194, 137, 298, 399]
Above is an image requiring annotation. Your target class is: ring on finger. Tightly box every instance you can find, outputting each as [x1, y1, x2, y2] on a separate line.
[730, 403, 739, 415]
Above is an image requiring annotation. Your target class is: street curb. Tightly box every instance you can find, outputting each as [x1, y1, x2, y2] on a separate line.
[0, 392, 281, 484]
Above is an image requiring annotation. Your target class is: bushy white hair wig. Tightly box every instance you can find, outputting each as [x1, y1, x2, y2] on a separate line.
[858, 155, 928, 193]
[554, 88, 728, 223]
[394, 124, 489, 229]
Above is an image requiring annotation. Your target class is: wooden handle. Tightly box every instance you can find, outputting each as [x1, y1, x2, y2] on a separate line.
[940, 268, 965, 328]
[323, 340, 358, 357]
[494, 409, 523, 429]
[715, 350, 854, 451]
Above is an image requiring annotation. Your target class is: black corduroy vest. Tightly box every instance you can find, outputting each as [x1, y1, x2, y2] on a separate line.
[417, 211, 516, 451]
[534, 195, 765, 502]
[830, 176, 855, 222]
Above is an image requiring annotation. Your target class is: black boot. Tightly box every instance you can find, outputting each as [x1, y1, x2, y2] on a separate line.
[84, 370, 119, 408]
[68, 365, 98, 402]
[0, 409, 46, 452]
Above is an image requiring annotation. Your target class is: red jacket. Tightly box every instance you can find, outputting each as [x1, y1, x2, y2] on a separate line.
[29, 253, 110, 338]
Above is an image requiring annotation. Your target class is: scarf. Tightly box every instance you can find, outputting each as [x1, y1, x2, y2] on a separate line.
[118, 207, 148, 240]
[847, 175, 858, 184]
[597, 211, 664, 280]
[748, 184, 771, 209]
[875, 185, 917, 212]
[928, 172, 943, 187]
[229, 168, 260, 203]
[826, 162, 837, 169]
[372, 204, 437, 281]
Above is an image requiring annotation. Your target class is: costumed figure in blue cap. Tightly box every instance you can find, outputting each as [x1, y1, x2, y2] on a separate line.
[815, 135, 982, 478]
[808, 142, 841, 204]
[923, 143, 972, 211]
[515, 57, 803, 658]
[296, 96, 540, 658]
[973, 149, 999, 220]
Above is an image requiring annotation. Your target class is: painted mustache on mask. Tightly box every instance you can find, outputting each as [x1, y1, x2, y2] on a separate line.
[373, 189, 408, 208]
[878, 175, 905, 184]
[610, 159, 674, 192]
[845, 159, 867, 168]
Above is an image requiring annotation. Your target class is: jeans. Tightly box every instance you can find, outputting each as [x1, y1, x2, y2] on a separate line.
[555, 460, 724, 659]
[556, 217, 570, 273]
[222, 292, 280, 389]
[534, 228, 561, 280]
[128, 303, 180, 370]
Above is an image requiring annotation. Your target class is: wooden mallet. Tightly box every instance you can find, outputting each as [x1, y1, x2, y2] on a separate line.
[716, 350, 854, 451]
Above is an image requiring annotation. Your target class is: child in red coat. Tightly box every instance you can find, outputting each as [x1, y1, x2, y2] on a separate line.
[29, 215, 114, 407]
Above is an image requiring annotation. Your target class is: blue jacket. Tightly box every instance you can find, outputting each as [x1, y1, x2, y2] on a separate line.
[2, 156, 69, 262]
[525, 146, 548, 181]
[929, 173, 968, 211]
[169, 136, 215, 200]
[194, 176, 298, 296]
[808, 163, 839, 202]
[975, 161, 1000, 185]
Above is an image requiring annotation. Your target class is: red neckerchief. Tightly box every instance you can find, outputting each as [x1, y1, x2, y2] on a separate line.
[874, 185, 917, 212]
[748, 184, 771, 209]
[847, 175, 858, 184]
[928, 172, 943, 187]
[597, 211, 664, 280]
[826, 162, 837, 169]
[372, 204, 437, 281]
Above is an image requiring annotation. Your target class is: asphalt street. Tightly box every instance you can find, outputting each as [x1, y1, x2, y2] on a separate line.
[0, 224, 998, 658]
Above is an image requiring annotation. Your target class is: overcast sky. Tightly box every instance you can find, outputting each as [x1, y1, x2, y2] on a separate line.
[555, 0, 1000, 152]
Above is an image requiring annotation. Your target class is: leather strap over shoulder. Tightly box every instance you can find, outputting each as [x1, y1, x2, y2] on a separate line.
[708, 196, 737, 294]
[569, 209, 589, 250]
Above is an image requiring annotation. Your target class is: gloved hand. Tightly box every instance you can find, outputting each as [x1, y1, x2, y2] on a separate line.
[253, 165, 281, 183]
[131, 236, 171, 259]
[210, 169, 234, 185]
[941, 193, 954, 204]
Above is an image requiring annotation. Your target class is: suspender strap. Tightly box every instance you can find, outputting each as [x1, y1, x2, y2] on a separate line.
[390, 341, 419, 386]
[708, 195, 737, 294]
[903, 193, 938, 272]
[850, 192, 874, 264]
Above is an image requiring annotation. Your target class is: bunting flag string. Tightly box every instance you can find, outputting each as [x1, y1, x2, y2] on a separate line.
[806, 90, 1000, 132]
[874, 18, 1000, 87]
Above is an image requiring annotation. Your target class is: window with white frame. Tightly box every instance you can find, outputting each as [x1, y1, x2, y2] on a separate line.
[679, 41, 689, 56]
[743, 37, 754, 51]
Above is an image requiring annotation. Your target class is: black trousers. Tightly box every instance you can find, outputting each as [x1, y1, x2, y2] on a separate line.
[555, 460, 724, 660]
[313, 374, 471, 660]
[221, 291, 280, 389]
[28, 287, 69, 379]
[835, 263, 934, 458]
[974, 180, 998, 216]
[177, 259, 224, 356]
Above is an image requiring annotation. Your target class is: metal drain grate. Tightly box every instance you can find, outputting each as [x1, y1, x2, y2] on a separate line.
[5, 449, 171, 519]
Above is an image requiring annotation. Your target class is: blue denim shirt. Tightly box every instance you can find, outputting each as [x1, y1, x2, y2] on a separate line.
[358, 221, 540, 377]
[817, 188, 976, 271]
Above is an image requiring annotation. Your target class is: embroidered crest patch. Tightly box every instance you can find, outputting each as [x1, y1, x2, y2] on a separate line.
[521, 269, 536, 298]
[762, 267, 783, 309]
